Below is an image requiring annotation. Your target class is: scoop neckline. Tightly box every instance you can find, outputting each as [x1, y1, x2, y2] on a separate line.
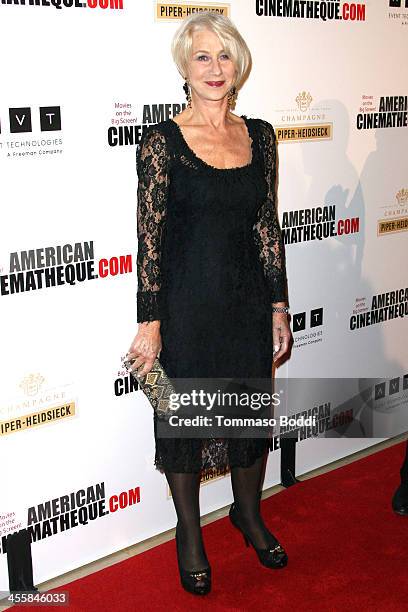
[169, 114, 255, 172]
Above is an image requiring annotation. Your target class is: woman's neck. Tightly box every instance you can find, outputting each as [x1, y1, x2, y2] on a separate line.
[183, 95, 232, 129]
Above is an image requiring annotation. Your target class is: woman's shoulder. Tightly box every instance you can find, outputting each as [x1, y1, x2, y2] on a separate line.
[138, 120, 175, 154]
[140, 119, 171, 139]
[246, 116, 276, 140]
[136, 122, 175, 175]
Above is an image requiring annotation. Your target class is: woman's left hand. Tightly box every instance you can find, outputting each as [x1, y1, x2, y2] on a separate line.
[272, 313, 292, 363]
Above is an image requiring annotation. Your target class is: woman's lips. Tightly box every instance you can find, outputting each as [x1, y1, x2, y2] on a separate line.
[205, 81, 225, 87]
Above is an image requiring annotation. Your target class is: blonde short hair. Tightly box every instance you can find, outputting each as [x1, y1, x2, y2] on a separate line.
[171, 12, 252, 90]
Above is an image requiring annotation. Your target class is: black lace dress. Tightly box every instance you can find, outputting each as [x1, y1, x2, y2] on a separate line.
[136, 115, 288, 474]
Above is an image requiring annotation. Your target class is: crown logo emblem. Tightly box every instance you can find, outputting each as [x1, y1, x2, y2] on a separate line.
[20, 373, 45, 396]
[396, 188, 408, 205]
[295, 91, 313, 112]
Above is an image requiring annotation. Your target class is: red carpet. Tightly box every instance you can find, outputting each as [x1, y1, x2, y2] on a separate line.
[13, 442, 408, 611]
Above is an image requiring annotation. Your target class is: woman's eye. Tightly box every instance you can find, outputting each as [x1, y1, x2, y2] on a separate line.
[195, 53, 229, 61]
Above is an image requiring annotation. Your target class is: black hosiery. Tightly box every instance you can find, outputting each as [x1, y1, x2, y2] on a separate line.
[230, 452, 278, 550]
[400, 440, 408, 485]
[164, 470, 209, 572]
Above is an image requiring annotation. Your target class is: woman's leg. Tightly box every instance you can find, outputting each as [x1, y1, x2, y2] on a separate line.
[230, 452, 279, 549]
[164, 470, 209, 571]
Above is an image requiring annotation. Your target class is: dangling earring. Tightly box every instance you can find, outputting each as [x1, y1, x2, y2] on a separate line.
[183, 80, 192, 109]
[228, 86, 237, 108]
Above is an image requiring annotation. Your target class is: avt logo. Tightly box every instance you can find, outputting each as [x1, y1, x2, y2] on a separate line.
[293, 308, 324, 333]
[375, 375, 408, 400]
[1, 107, 61, 134]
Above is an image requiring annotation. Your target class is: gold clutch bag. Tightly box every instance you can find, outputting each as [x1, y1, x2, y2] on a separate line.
[123, 355, 178, 421]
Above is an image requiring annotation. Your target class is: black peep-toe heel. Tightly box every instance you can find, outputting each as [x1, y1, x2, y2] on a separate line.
[229, 502, 288, 569]
[175, 524, 212, 595]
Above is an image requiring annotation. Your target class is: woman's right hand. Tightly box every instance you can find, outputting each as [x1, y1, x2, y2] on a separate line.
[126, 321, 162, 377]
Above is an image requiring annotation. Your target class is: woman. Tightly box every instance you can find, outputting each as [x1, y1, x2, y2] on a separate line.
[127, 12, 292, 596]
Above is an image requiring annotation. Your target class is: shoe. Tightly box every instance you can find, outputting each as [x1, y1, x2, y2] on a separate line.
[392, 483, 408, 516]
[229, 502, 288, 569]
[175, 524, 211, 595]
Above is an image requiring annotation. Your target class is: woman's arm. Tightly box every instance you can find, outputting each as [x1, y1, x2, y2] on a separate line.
[253, 120, 291, 362]
[127, 127, 170, 376]
[253, 119, 288, 306]
[136, 127, 170, 322]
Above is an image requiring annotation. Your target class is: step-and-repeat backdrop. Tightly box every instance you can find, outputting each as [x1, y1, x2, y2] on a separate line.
[1, 0, 407, 589]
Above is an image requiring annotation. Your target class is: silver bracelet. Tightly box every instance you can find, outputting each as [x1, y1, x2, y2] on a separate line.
[272, 306, 289, 313]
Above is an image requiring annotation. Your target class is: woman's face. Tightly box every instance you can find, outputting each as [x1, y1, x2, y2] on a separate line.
[186, 28, 237, 104]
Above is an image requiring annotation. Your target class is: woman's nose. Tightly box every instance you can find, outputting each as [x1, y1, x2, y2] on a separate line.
[209, 59, 222, 75]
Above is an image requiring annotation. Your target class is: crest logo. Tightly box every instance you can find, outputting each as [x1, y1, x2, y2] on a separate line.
[396, 188, 408, 205]
[295, 91, 313, 112]
[19, 373, 45, 396]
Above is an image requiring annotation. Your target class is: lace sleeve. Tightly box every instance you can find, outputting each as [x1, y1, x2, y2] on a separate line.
[136, 127, 170, 322]
[252, 120, 288, 303]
